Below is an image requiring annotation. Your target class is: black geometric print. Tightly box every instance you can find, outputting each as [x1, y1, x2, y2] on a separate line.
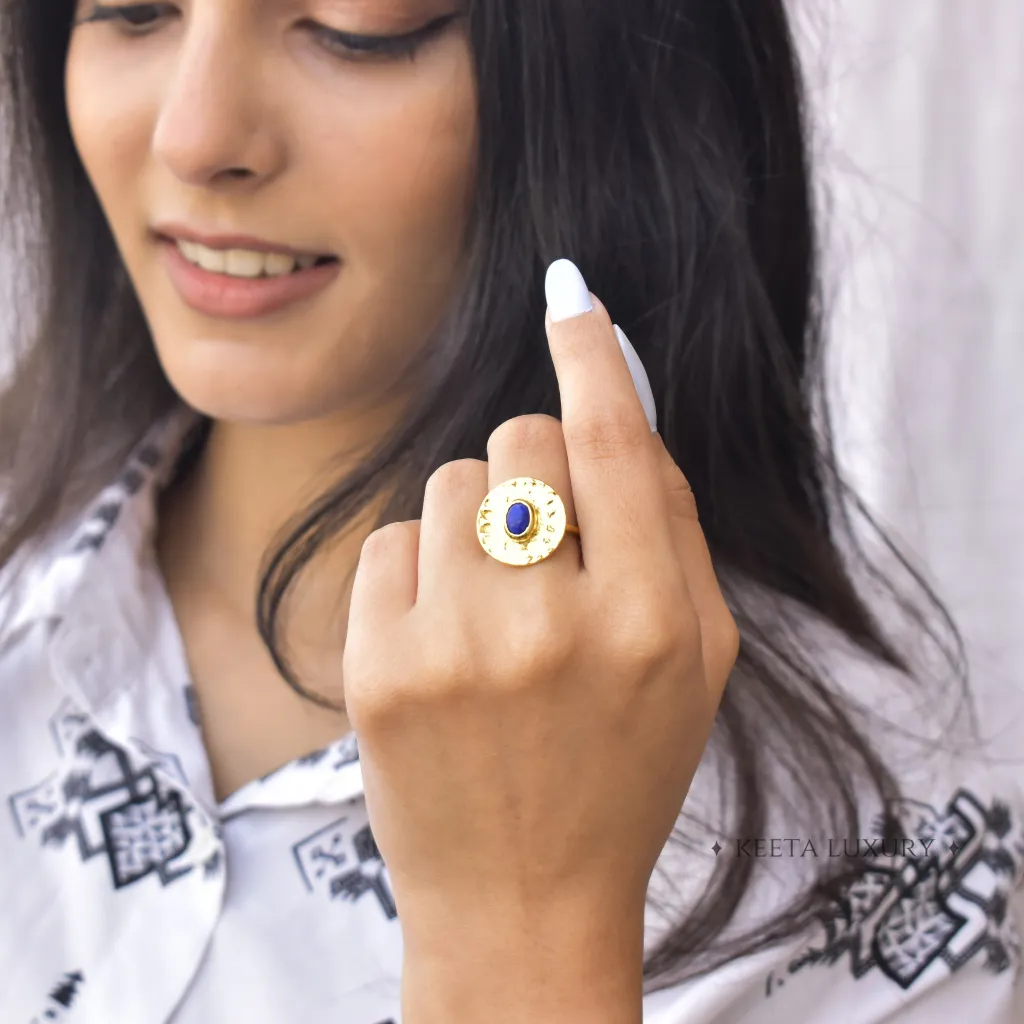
[183, 683, 202, 727]
[330, 825, 398, 919]
[134, 442, 163, 470]
[71, 495, 132, 556]
[58, 405, 208, 563]
[295, 748, 330, 768]
[119, 466, 146, 495]
[257, 732, 359, 783]
[49, 971, 84, 1008]
[293, 815, 397, 920]
[26, 970, 85, 1023]
[8, 700, 217, 890]
[101, 780, 193, 889]
[780, 788, 1023, 992]
[48, 704, 90, 754]
[65, 435, 165, 556]
[290, 732, 359, 772]
[202, 847, 223, 880]
[127, 737, 189, 788]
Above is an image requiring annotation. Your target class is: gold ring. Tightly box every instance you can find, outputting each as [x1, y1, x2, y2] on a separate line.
[477, 477, 580, 566]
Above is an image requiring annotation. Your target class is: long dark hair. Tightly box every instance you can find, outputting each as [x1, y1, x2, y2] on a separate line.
[1, 0, 968, 991]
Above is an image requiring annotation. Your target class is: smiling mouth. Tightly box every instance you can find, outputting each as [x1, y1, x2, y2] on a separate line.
[166, 237, 339, 279]
[157, 233, 343, 320]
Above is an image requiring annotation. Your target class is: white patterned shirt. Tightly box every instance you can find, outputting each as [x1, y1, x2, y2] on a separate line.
[1, 404, 1022, 1023]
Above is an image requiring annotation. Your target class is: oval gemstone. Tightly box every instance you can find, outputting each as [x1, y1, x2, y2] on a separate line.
[505, 501, 533, 538]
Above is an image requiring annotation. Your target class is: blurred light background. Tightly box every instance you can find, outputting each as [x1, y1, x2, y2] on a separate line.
[791, 0, 1024, 765]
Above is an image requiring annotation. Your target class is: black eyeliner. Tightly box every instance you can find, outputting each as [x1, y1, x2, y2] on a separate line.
[77, 3, 167, 25]
[315, 12, 461, 56]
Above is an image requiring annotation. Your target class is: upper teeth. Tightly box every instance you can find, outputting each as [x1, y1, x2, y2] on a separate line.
[176, 239, 321, 277]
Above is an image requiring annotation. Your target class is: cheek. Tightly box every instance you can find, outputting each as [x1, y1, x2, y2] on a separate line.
[313, 61, 479, 273]
[64, 39, 154, 233]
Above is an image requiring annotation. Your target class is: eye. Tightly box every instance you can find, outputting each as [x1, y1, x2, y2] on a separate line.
[307, 12, 460, 64]
[76, 3, 178, 34]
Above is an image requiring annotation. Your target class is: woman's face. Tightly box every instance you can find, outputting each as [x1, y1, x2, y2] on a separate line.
[65, 0, 477, 425]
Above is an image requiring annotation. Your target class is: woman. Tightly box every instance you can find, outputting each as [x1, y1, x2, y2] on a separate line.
[0, 0, 1020, 1021]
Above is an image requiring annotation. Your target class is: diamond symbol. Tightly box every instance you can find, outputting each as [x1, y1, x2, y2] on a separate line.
[949, 840, 960, 855]
[712, 841, 722, 856]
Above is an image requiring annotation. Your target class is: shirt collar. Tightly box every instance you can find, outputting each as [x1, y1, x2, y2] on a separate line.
[46, 401, 208, 721]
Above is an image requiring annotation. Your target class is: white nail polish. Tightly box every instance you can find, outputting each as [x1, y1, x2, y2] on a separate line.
[545, 259, 593, 322]
[614, 325, 658, 433]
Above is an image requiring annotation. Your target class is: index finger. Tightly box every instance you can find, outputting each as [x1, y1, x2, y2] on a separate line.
[544, 259, 673, 576]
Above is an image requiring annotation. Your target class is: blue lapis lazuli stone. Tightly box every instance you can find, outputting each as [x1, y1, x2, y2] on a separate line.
[505, 501, 532, 538]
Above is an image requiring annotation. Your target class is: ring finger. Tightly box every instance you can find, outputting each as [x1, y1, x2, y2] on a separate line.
[484, 414, 580, 571]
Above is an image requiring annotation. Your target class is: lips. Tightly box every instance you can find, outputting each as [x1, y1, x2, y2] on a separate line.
[156, 236, 341, 320]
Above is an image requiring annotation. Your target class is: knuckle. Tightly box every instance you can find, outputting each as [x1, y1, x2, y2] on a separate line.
[343, 648, 403, 723]
[403, 612, 479, 693]
[632, 617, 680, 667]
[665, 470, 700, 522]
[564, 407, 647, 462]
[422, 638, 480, 699]
[359, 520, 412, 562]
[490, 598, 576, 688]
[426, 458, 485, 501]
[716, 609, 742, 666]
[610, 598, 682, 669]
[345, 675, 399, 728]
[348, 632, 479, 725]
[487, 414, 563, 461]
[506, 631, 574, 685]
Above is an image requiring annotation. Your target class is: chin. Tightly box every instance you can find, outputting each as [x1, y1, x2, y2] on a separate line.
[155, 337, 344, 427]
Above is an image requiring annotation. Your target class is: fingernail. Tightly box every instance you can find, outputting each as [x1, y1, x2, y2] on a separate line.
[614, 325, 658, 433]
[545, 259, 594, 322]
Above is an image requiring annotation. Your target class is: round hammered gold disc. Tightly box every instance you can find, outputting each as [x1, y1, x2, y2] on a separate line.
[476, 477, 569, 566]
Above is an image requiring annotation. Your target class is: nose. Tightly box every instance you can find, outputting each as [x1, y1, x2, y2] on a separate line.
[151, 16, 284, 190]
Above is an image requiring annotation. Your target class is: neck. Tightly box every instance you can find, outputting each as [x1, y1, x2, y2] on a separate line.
[156, 405, 399, 698]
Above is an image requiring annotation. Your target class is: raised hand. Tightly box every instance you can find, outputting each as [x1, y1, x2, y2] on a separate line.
[342, 259, 739, 1023]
